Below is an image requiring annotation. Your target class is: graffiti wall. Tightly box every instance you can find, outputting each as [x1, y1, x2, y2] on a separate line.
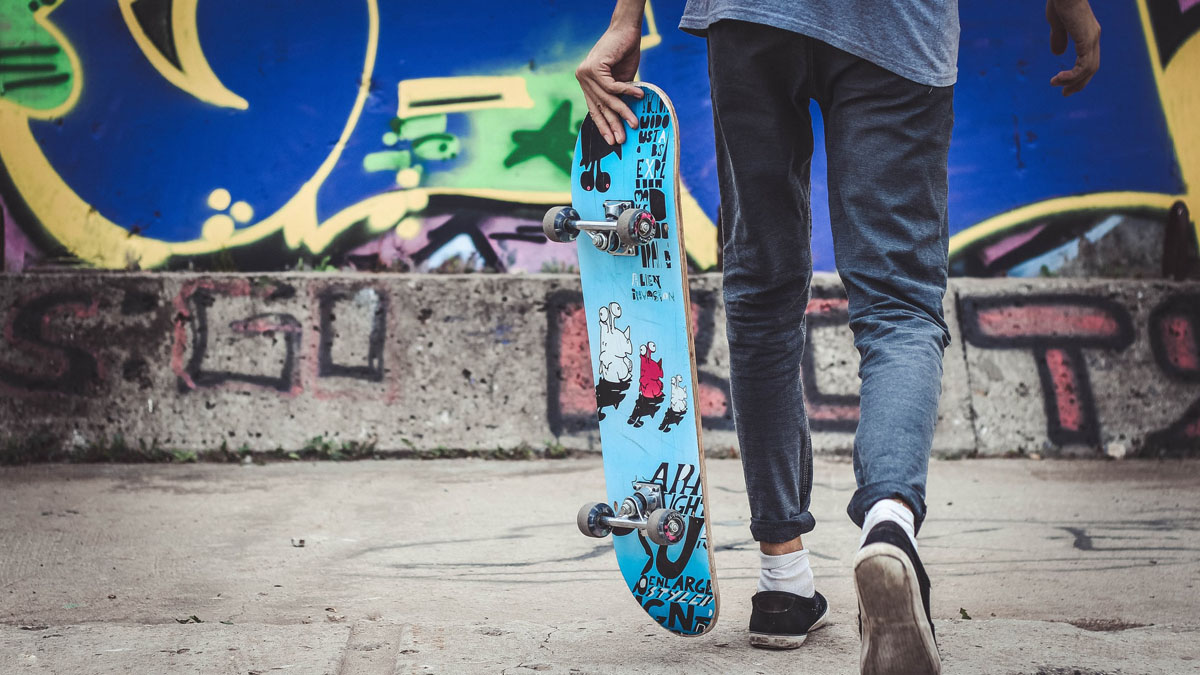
[1, 273, 1196, 458]
[1, 1, 1197, 274]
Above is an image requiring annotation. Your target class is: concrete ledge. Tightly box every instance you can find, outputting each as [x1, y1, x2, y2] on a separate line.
[0, 273, 1196, 458]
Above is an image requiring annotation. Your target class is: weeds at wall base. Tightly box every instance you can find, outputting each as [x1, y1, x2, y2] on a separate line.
[0, 433, 593, 465]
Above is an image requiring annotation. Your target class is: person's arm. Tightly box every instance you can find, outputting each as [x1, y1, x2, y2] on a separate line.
[1046, 0, 1100, 96]
[576, 0, 647, 145]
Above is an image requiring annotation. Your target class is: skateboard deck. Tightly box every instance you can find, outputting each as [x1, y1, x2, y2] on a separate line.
[544, 83, 719, 636]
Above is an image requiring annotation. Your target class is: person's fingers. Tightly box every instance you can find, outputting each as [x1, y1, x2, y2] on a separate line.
[601, 90, 639, 131]
[587, 83, 636, 142]
[600, 80, 644, 129]
[577, 78, 610, 137]
[1064, 69, 1095, 96]
[1050, 64, 1081, 85]
[1051, 68, 1092, 95]
[1047, 2, 1068, 55]
[581, 96, 615, 146]
[1050, 68, 1083, 91]
[1050, 39, 1099, 95]
[596, 102, 626, 145]
[602, 79, 644, 101]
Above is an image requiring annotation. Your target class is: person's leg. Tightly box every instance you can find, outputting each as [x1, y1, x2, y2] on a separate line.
[708, 19, 828, 649]
[813, 45, 953, 535]
[813, 40, 952, 675]
[708, 18, 818, 549]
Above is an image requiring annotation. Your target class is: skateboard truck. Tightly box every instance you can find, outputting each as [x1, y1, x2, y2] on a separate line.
[577, 482, 687, 546]
[543, 201, 657, 256]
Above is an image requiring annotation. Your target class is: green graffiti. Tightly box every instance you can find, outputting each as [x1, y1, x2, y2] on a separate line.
[420, 67, 585, 193]
[504, 99, 575, 174]
[365, 113, 460, 186]
[413, 133, 460, 161]
[0, 0, 74, 111]
[393, 114, 447, 139]
[363, 149, 412, 173]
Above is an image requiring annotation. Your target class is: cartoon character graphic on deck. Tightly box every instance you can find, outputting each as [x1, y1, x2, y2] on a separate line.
[628, 341, 665, 428]
[658, 374, 688, 432]
[596, 302, 633, 420]
[578, 115, 620, 193]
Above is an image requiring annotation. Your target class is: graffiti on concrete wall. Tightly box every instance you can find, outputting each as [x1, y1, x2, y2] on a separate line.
[1146, 294, 1200, 448]
[1, 1, 1196, 275]
[958, 293, 1199, 452]
[545, 285, 1200, 455]
[169, 278, 398, 401]
[1, 278, 1198, 455]
[0, 290, 100, 393]
[959, 296, 1137, 446]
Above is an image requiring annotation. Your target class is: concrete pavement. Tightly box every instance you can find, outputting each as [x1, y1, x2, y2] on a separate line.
[2, 457, 1199, 674]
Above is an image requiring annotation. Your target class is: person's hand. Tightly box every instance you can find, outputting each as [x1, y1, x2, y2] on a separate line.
[576, 23, 644, 145]
[1046, 0, 1100, 96]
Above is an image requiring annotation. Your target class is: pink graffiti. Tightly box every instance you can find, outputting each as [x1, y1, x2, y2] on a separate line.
[557, 305, 595, 415]
[976, 304, 1120, 339]
[1044, 348, 1083, 433]
[172, 279, 252, 391]
[1162, 315, 1198, 372]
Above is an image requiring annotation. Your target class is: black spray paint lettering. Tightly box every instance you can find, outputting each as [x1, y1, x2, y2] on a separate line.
[317, 285, 387, 382]
[0, 292, 100, 393]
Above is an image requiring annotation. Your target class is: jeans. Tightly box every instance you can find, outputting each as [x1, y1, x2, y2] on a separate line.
[707, 20, 954, 542]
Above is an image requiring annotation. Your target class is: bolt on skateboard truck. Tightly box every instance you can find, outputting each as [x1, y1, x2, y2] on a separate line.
[543, 200, 657, 256]
[576, 482, 687, 547]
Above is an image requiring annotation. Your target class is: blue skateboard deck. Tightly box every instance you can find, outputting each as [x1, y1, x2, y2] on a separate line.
[564, 83, 719, 636]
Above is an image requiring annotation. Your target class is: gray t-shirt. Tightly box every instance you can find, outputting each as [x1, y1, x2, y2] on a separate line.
[679, 0, 959, 87]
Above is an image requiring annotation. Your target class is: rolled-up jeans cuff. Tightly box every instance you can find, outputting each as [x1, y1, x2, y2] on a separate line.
[847, 482, 928, 535]
[749, 512, 816, 543]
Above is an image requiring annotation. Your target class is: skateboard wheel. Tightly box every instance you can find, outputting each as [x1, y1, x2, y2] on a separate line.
[616, 208, 655, 249]
[646, 509, 686, 547]
[577, 501, 615, 538]
[543, 206, 580, 243]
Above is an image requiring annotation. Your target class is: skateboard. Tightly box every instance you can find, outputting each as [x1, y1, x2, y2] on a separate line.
[543, 83, 719, 636]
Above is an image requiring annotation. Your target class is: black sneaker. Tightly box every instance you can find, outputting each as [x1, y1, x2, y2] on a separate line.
[854, 520, 940, 675]
[748, 590, 829, 649]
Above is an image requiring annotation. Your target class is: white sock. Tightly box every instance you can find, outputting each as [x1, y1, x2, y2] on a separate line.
[860, 499, 918, 551]
[757, 549, 815, 597]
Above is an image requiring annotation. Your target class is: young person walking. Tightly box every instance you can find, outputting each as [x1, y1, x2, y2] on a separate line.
[576, 1, 1100, 672]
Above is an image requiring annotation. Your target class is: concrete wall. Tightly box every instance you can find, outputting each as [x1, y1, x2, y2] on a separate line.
[1, 273, 1196, 459]
[3, 2, 1197, 276]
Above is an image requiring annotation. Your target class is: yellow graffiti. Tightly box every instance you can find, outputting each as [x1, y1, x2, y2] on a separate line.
[678, 183, 718, 269]
[0, 0, 380, 268]
[117, 0, 248, 110]
[0, 116, 171, 267]
[397, 76, 534, 118]
[0, 0, 716, 269]
[642, 1, 662, 51]
[1137, 0, 1199, 242]
[948, 191, 1181, 255]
